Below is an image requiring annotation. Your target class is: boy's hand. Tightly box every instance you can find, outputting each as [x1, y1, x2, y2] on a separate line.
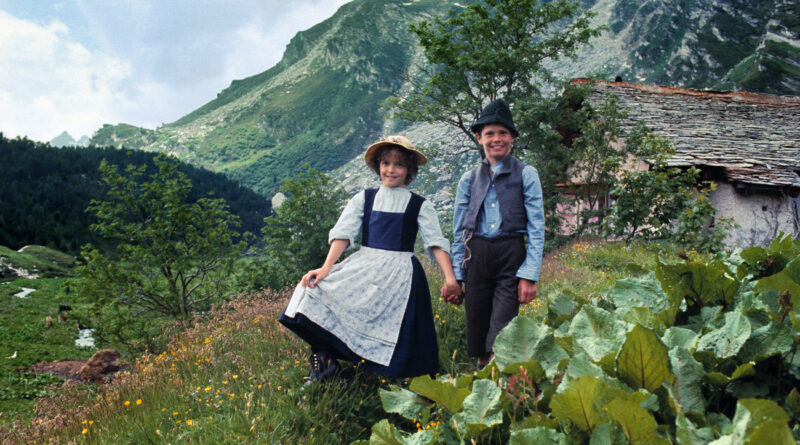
[441, 280, 463, 305]
[518, 278, 537, 303]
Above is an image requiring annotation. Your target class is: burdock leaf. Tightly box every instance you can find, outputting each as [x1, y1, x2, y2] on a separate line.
[408, 375, 470, 414]
[494, 316, 567, 378]
[617, 325, 672, 392]
[696, 311, 752, 358]
[550, 376, 624, 433]
[668, 347, 706, 414]
[457, 379, 503, 436]
[603, 398, 670, 444]
[509, 426, 567, 444]
[380, 387, 430, 421]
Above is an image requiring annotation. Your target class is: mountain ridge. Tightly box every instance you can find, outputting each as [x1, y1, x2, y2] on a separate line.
[90, 0, 800, 198]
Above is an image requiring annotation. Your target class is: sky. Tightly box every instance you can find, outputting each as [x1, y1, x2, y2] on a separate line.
[0, 0, 352, 142]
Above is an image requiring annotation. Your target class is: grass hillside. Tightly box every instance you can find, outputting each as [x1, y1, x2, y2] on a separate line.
[0, 246, 88, 429]
[1, 239, 672, 443]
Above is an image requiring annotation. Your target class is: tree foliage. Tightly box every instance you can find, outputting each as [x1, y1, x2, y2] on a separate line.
[241, 166, 349, 291]
[387, 0, 602, 148]
[0, 133, 270, 254]
[76, 155, 246, 349]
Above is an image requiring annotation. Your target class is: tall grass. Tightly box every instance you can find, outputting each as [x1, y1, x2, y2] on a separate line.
[2, 238, 671, 444]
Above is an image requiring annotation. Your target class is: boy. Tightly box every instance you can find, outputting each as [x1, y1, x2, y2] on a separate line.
[451, 98, 545, 370]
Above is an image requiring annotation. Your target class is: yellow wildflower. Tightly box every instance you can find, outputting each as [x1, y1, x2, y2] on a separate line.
[82, 429, 88, 435]
[124, 400, 130, 406]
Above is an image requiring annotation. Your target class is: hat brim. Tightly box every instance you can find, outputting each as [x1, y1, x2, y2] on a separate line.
[364, 141, 427, 172]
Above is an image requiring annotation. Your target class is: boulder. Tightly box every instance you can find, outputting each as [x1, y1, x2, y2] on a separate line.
[29, 349, 122, 383]
[78, 349, 121, 383]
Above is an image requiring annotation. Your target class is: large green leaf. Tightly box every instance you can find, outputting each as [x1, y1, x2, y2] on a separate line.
[380, 387, 431, 422]
[655, 259, 739, 306]
[712, 398, 793, 445]
[622, 307, 664, 331]
[661, 327, 700, 350]
[568, 305, 630, 362]
[408, 375, 470, 414]
[755, 257, 800, 305]
[738, 321, 794, 362]
[494, 316, 568, 378]
[674, 411, 716, 445]
[550, 376, 625, 433]
[508, 426, 567, 444]
[668, 347, 706, 414]
[617, 325, 672, 392]
[455, 379, 503, 436]
[589, 422, 628, 445]
[369, 419, 405, 445]
[696, 311, 752, 358]
[603, 398, 670, 444]
[607, 273, 677, 316]
[706, 361, 755, 386]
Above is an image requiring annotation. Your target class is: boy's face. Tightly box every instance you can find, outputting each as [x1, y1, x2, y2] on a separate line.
[476, 124, 515, 165]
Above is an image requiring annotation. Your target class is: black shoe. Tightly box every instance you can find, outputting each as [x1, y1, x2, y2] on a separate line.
[307, 352, 341, 383]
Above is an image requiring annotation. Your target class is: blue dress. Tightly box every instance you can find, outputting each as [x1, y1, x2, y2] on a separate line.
[279, 188, 440, 378]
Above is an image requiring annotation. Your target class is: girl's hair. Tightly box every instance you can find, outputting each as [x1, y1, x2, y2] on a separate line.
[369, 145, 419, 185]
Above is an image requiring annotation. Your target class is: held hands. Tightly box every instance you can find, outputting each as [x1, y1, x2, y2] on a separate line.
[441, 279, 464, 305]
[518, 278, 537, 304]
[301, 266, 331, 288]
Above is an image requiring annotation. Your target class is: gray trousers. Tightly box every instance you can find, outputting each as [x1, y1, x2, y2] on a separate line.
[464, 234, 525, 357]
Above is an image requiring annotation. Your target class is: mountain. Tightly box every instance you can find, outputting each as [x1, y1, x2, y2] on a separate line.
[50, 131, 90, 148]
[90, 0, 800, 199]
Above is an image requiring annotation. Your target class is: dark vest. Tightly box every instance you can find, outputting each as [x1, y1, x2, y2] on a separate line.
[463, 156, 526, 233]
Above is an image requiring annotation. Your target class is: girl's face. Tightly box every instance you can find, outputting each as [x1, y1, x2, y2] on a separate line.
[379, 149, 408, 188]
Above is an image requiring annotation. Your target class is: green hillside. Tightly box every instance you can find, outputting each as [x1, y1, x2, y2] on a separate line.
[0, 134, 271, 254]
[90, 0, 800, 197]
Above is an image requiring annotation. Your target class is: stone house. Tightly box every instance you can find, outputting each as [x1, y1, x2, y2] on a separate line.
[559, 79, 800, 248]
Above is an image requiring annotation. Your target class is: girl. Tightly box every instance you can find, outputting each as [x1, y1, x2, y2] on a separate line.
[279, 135, 462, 383]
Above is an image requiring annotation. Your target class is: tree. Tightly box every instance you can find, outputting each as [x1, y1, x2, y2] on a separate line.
[76, 155, 245, 348]
[602, 127, 731, 251]
[241, 165, 349, 291]
[386, 0, 602, 149]
[385, 0, 603, 240]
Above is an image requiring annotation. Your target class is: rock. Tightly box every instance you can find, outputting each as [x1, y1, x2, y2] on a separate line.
[29, 360, 86, 381]
[78, 349, 121, 383]
[29, 349, 122, 383]
[0, 261, 18, 280]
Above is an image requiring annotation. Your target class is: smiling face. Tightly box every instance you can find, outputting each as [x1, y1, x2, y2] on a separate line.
[379, 148, 409, 188]
[476, 124, 515, 165]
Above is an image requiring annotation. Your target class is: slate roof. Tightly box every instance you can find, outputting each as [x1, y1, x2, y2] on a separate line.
[574, 78, 800, 191]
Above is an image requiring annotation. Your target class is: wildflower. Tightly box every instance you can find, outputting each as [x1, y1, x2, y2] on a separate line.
[82, 428, 88, 435]
[88, 420, 94, 425]
[173, 412, 179, 416]
[124, 400, 130, 406]
[257, 384, 262, 389]
[205, 386, 212, 392]
[187, 419, 193, 426]
[233, 375, 238, 379]
[136, 399, 142, 405]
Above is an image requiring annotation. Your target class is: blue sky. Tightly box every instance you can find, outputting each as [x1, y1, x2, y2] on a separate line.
[0, 0, 351, 142]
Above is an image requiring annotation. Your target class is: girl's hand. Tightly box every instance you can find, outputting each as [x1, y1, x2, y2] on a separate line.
[440, 280, 463, 305]
[302, 267, 330, 288]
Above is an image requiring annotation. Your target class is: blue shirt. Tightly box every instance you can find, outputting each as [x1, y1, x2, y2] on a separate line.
[451, 158, 545, 282]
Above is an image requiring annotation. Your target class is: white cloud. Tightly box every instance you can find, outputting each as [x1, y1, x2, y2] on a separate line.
[0, 1, 352, 142]
[0, 10, 132, 141]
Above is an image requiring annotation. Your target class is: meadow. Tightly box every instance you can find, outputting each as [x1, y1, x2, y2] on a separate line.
[0, 238, 673, 444]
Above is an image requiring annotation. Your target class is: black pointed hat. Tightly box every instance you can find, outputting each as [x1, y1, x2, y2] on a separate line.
[470, 98, 518, 137]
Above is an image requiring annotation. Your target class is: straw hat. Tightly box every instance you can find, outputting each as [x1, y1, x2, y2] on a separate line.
[363, 135, 427, 172]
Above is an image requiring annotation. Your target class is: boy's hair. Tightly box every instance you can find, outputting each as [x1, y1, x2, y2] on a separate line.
[369, 146, 419, 185]
[472, 123, 514, 137]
